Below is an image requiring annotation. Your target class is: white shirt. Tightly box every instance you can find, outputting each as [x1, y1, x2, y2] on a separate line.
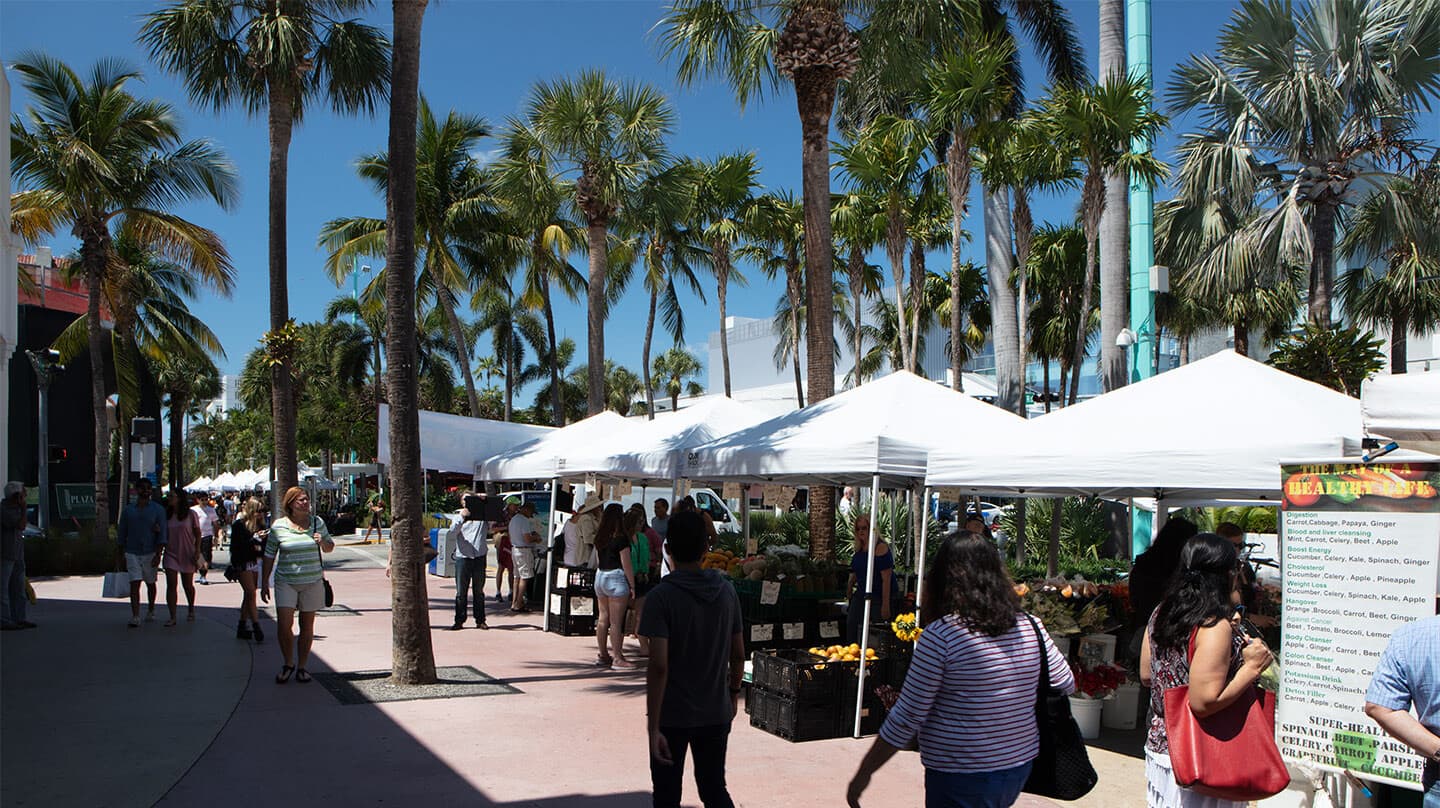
[508, 513, 536, 548]
[561, 521, 580, 566]
[191, 504, 218, 537]
[450, 518, 488, 559]
[839, 496, 853, 516]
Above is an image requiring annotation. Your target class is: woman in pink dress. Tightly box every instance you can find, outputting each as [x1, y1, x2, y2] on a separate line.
[162, 489, 204, 626]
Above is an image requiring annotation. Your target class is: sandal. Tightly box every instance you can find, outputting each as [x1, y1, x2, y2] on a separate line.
[295, 669, 312, 684]
[594, 654, 613, 668]
[275, 665, 296, 684]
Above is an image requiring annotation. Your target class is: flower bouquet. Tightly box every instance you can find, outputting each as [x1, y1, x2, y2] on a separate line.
[891, 612, 922, 643]
[1073, 663, 1128, 700]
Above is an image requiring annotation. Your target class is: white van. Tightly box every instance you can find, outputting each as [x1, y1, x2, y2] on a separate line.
[581, 484, 740, 534]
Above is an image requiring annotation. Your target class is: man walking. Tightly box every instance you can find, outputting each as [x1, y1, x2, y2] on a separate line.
[1365, 613, 1440, 804]
[117, 479, 167, 627]
[448, 494, 489, 630]
[639, 511, 744, 808]
[192, 494, 218, 584]
[508, 500, 540, 613]
[1, 482, 34, 630]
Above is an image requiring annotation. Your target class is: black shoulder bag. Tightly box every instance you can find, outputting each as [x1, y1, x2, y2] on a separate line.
[1021, 614, 1098, 800]
[311, 518, 334, 608]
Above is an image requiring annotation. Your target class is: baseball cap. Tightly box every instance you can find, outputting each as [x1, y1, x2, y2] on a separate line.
[504, 496, 521, 506]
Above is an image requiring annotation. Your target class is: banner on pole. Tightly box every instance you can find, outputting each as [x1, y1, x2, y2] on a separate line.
[1277, 461, 1440, 791]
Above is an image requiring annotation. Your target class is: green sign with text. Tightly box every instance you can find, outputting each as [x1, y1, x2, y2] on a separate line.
[54, 484, 97, 520]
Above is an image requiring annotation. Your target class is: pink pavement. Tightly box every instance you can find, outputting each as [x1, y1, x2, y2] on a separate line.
[4, 550, 1142, 807]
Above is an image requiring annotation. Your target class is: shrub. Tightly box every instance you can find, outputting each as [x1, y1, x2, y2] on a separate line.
[25, 528, 118, 576]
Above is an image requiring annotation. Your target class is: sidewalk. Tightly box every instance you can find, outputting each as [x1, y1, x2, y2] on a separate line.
[2, 555, 1146, 807]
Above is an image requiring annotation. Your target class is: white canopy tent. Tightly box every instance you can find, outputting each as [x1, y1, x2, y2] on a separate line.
[1362, 372, 1440, 456]
[209, 472, 239, 492]
[682, 371, 1028, 488]
[184, 476, 212, 492]
[925, 351, 1362, 502]
[682, 371, 1030, 735]
[561, 396, 770, 485]
[477, 411, 644, 482]
[378, 403, 551, 475]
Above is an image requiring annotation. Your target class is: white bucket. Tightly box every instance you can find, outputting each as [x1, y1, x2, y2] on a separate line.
[1102, 683, 1141, 730]
[1069, 696, 1103, 739]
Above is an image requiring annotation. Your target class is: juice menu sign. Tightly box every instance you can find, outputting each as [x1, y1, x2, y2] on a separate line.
[1278, 461, 1440, 790]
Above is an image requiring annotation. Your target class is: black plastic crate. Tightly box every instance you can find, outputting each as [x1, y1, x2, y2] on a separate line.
[753, 649, 835, 701]
[768, 691, 841, 742]
[552, 613, 596, 637]
[837, 659, 890, 737]
[546, 589, 597, 636]
[560, 566, 596, 592]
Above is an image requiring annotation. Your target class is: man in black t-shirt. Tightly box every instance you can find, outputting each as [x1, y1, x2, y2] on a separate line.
[638, 511, 744, 808]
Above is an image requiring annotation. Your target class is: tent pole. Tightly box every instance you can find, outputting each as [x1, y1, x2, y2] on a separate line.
[856, 472, 882, 738]
[542, 477, 559, 633]
[915, 485, 931, 613]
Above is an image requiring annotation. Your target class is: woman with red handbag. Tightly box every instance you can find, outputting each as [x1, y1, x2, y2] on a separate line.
[1139, 533, 1279, 807]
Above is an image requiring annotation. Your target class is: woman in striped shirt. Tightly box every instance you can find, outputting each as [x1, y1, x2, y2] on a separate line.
[261, 487, 334, 684]
[847, 531, 1075, 808]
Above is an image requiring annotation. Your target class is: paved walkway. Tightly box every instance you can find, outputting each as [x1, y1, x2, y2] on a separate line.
[2, 538, 1146, 807]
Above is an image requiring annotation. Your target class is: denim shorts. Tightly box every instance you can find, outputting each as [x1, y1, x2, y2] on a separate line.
[595, 568, 630, 598]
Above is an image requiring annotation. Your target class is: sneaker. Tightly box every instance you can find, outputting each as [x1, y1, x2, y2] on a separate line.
[448, 623, 464, 631]
[237, 622, 252, 640]
[251, 623, 264, 642]
[477, 622, 489, 630]
[127, 617, 141, 628]
[198, 577, 209, 585]
[495, 593, 503, 603]
[145, 610, 156, 622]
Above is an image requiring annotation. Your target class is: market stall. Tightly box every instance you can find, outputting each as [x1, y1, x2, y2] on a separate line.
[377, 402, 552, 475]
[682, 371, 1030, 737]
[1362, 371, 1440, 456]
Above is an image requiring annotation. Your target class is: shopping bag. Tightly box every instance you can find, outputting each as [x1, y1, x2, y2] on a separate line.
[102, 572, 131, 598]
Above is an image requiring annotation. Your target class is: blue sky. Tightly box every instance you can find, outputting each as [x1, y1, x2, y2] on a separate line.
[5, 0, 1276, 398]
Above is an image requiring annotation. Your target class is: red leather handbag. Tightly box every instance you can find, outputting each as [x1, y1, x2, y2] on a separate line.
[1162, 633, 1290, 801]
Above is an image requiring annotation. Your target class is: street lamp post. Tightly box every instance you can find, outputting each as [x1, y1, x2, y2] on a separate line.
[25, 349, 62, 532]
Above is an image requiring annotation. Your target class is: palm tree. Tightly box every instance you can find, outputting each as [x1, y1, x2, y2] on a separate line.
[491, 120, 588, 426]
[832, 190, 885, 387]
[1338, 156, 1440, 373]
[626, 160, 707, 419]
[154, 354, 221, 491]
[382, 0, 435, 685]
[142, 0, 390, 497]
[475, 356, 502, 390]
[1039, 77, 1166, 404]
[694, 152, 760, 397]
[475, 287, 546, 422]
[1166, 0, 1440, 325]
[523, 337, 582, 424]
[661, 1, 865, 560]
[525, 70, 674, 416]
[1097, 0, 1129, 394]
[324, 294, 385, 407]
[1025, 223, 1094, 408]
[741, 192, 807, 407]
[9, 55, 237, 537]
[607, 363, 646, 416]
[835, 115, 931, 373]
[652, 346, 705, 412]
[319, 98, 493, 418]
[929, 264, 990, 388]
[918, 36, 1013, 392]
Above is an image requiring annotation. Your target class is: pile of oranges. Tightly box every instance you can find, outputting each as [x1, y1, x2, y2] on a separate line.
[807, 643, 878, 663]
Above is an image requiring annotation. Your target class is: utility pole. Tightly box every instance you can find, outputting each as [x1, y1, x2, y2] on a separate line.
[26, 349, 62, 531]
[1128, 0, 1158, 558]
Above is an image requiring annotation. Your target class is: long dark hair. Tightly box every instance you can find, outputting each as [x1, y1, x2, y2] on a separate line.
[1151, 533, 1238, 650]
[594, 503, 627, 551]
[166, 489, 189, 519]
[921, 531, 1021, 637]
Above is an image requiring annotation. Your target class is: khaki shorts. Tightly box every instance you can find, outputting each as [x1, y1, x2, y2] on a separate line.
[125, 552, 158, 585]
[274, 579, 326, 612]
[511, 547, 536, 579]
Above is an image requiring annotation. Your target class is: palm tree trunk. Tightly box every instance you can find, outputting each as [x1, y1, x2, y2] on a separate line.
[169, 395, 186, 491]
[267, 82, 299, 496]
[1057, 363, 1068, 410]
[1047, 497, 1063, 578]
[1179, 335, 1190, 365]
[541, 273, 564, 425]
[82, 235, 112, 538]
[717, 243, 733, 397]
[386, 0, 436, 686]
[1308, 201, 1337, 326]
[786, 264, 806, 408]
[1098, 0, 1129, 395]
[1013, 499, 1027, 564]
[503, 328, 514, 422]
[908, 239, 925, 373]
[643, 288, 658, 420]
[1014, 187, 1034, 413]
[1233, 319, 1250, 357]
[849, 246, 865, 387]
[585, 219, 608, 416]
[434, 281, 481, 418]
[1391, 308, 1409, 373]
[983, 187, 1024, 414]
[1069, 175, 1104, 406]
[946, 135, 971, 392]
[885, 211, 910, 373]
[1042, 361, 1052, 414]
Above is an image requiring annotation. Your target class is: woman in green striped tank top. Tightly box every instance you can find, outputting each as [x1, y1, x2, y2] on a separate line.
[261, 487, 334, 684]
